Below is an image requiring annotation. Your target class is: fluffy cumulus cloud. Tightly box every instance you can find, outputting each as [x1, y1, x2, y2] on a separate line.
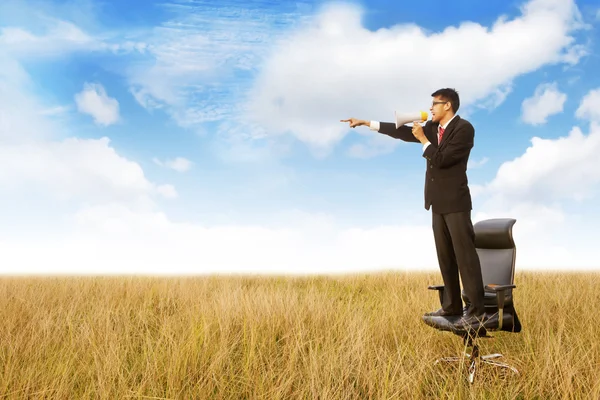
[0, 137, 176, 203]
[476, 126, 600, 206]
[245, 0, 586, 153]
[521, 82, 567, 125]
[75, 83, 120, 126]
[575, 87, 600, 122]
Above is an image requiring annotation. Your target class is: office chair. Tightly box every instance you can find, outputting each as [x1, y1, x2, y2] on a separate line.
[422, 218, 521, 384]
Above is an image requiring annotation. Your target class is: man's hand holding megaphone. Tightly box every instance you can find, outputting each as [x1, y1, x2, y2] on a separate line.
[411, 120, 427, 144]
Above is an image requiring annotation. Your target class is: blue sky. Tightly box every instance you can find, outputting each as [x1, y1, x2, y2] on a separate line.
[1, 0, 600, 274]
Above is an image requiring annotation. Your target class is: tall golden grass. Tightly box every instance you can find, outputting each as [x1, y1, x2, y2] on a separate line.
[1, 271, 599, 399]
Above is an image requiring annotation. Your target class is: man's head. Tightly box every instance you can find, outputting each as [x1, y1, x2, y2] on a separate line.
[430, 88, 459, 124]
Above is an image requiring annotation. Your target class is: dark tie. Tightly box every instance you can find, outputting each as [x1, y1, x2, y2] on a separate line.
[438, 127, 445, 145]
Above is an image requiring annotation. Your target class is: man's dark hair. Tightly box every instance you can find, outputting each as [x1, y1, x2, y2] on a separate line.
[431, 88, 460, 114]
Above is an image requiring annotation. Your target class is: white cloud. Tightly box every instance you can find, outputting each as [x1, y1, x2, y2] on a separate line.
[130, 87, 165, 111]
[346, 130, 399, 159]
[156, 184, 178, 199]
[153, 157, 193, 172]
[521, 82, 567, 125]
[0, 204, 440, 274]
[0, 4, 148, 60]
[39, 105, 71, 116]
[245, 0, 586, 152]
[0, 19, 96, 59]
[477, 124, 600, 205]
[1, 198, 598, 274]
[0, 137, 175, 203]
[75, 83, 120, 126]
[0, 54, 59, 144]
[125, 1, 308, 126]
[210, 121, 294, 164]
[575, 87, 600, 122]
[468, 157, 489, 169]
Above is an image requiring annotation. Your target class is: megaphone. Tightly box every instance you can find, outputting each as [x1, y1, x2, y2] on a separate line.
[395, 111, 428, 129]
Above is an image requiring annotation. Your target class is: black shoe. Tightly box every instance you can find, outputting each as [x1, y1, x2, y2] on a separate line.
[451, 313, 487, 332]
[424, 308, 462, 317]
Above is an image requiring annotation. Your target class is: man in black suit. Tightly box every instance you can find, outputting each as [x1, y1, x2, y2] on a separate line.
[341, 88, 486, 330]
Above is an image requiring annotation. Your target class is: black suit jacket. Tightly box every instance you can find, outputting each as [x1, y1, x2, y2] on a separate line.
[378, 115, 474, 214]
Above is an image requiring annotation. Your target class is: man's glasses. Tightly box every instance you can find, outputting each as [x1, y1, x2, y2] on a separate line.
[431, 101, 448, 107]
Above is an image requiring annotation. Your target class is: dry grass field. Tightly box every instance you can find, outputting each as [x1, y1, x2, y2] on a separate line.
[1, 271, 599, 399]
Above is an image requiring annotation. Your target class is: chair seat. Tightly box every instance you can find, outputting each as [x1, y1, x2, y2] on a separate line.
[422, 312, 517, 335]
[462, 290, 513, 308]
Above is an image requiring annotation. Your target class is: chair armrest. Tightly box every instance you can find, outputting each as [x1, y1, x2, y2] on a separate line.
[428, 285, 445, 291]
[484, 284, 516, 330]
[428, 285, 445, 305]
[485, 284, 516, 292]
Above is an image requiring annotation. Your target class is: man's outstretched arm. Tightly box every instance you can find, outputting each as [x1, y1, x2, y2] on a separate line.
[340, 118, 420, 143]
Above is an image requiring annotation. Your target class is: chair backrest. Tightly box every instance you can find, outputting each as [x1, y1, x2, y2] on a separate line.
[473, 218, 521, 332]
[473, 218, 517, 289]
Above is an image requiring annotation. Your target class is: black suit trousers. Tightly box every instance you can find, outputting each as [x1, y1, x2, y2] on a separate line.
[432, 210, 485, 316]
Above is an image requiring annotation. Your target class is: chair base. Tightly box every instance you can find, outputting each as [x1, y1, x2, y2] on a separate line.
[434, 343, 519, 384]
